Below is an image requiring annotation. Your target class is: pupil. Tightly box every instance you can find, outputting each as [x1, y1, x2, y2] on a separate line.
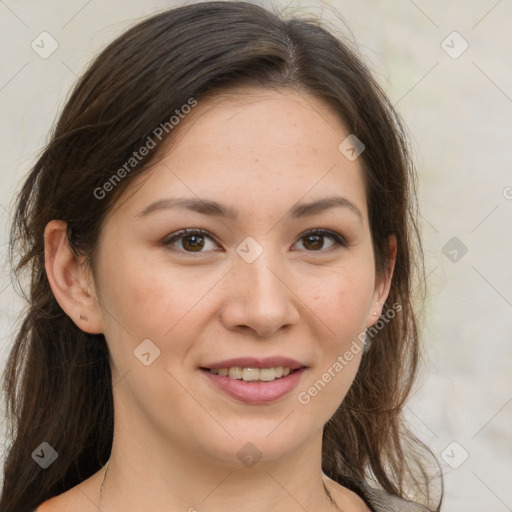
[184, 235, 204, 251]
[305, 235, 322, 250]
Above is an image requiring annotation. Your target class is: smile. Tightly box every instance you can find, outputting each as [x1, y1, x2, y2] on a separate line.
[206, 366, 293, 382]
[200, 366, 306, 404]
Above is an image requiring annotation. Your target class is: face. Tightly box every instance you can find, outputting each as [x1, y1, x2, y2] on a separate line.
[85, 87, 392, 467]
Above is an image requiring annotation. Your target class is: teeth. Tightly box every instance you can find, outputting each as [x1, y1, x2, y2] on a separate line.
[242, 367, 259, 381]
[228, 367, 242, 379]
[208, 366, 294, 382]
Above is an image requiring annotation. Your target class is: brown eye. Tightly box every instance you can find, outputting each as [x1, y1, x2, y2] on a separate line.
[163, 228, 347, 255]
[164, 229, 217, 253]
[294, 229, 347, 252]
[181, 234, 205, 252]
[302, 234, 324, 251]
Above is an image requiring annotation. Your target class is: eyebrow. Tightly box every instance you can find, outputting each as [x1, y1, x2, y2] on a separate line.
[137, 195, 363, 222]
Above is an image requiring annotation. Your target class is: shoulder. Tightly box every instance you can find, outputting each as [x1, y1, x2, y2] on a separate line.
[323, 476, 373, 511]
[355, 480, 434, 512]
[36, 493, 92, 512]
[36, 495, 66, 512]
[36, 492, 84, 512]
[325, 475, 434, 512]
[35, 467, 104, 512]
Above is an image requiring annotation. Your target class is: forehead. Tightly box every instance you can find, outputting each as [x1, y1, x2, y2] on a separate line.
[168, 86, 348, 151]
[111, 86, 368, 223]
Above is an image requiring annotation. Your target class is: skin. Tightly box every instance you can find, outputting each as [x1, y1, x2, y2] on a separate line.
[43, 87, 396, 512]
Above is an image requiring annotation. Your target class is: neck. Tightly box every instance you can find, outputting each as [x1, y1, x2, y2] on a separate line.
[96, 429, 341, 512]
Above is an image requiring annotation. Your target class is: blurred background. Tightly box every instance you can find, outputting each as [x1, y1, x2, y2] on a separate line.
[0, 1, 511, 510]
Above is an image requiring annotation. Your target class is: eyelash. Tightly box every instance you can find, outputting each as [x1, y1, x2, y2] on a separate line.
[163, 228, 348, 255]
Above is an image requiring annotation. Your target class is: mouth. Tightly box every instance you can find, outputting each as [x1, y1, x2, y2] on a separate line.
[199, 365, 307, 404]
[200, 366, 300, 382]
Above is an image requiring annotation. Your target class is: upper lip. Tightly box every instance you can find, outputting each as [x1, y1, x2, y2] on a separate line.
[201, 357, 307, 370]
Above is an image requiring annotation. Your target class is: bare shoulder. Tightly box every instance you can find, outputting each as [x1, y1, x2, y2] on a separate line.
[36, 470, 103, 512]
[323, 476, 372, 512]
[36, 491, 72, 512]
[36, 489, 91, 512]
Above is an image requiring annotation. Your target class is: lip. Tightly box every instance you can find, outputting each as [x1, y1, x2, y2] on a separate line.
[201, 356, 306, 371]
[200, 367, 307, 404]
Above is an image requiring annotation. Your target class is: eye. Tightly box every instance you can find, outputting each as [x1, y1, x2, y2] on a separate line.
[293, 228, 347, 252]
[163, 229, 218, 254]
[163, 227, 348, 255]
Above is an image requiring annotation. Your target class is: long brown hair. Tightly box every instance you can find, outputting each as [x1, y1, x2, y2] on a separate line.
[1, 2, 442, 510]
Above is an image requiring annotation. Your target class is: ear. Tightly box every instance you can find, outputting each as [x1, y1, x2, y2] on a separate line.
[366, 234, 397, 328]
[44, 220, 103, 334]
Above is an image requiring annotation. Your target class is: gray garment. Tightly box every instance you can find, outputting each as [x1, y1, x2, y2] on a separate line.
[343, 478, 436, 512]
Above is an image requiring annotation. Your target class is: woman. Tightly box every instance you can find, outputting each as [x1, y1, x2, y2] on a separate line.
[1, 2, 443, 511]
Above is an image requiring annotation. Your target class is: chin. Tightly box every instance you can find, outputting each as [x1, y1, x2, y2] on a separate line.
[195, 424, 310, 468]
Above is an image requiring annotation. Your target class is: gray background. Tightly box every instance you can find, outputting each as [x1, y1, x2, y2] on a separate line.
[1, 0, 511, 510]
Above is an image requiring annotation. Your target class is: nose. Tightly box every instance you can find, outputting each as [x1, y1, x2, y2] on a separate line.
[219, 252, 300, 338]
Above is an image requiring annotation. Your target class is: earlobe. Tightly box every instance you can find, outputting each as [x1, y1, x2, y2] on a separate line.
[44, 220, 103, 334]
[366, 234, 397, 327]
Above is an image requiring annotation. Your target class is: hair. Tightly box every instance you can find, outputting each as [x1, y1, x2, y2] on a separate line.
[1, 1, 443, 511]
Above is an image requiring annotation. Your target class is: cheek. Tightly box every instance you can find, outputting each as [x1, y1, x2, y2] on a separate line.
[97, 248, 184, 330]
[301, 265, 372, 402]
[96, 248, 229, 365]
[306, 266, 374, 334]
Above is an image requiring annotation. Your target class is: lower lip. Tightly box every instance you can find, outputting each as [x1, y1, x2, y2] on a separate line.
[200, 368, 306, 404]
